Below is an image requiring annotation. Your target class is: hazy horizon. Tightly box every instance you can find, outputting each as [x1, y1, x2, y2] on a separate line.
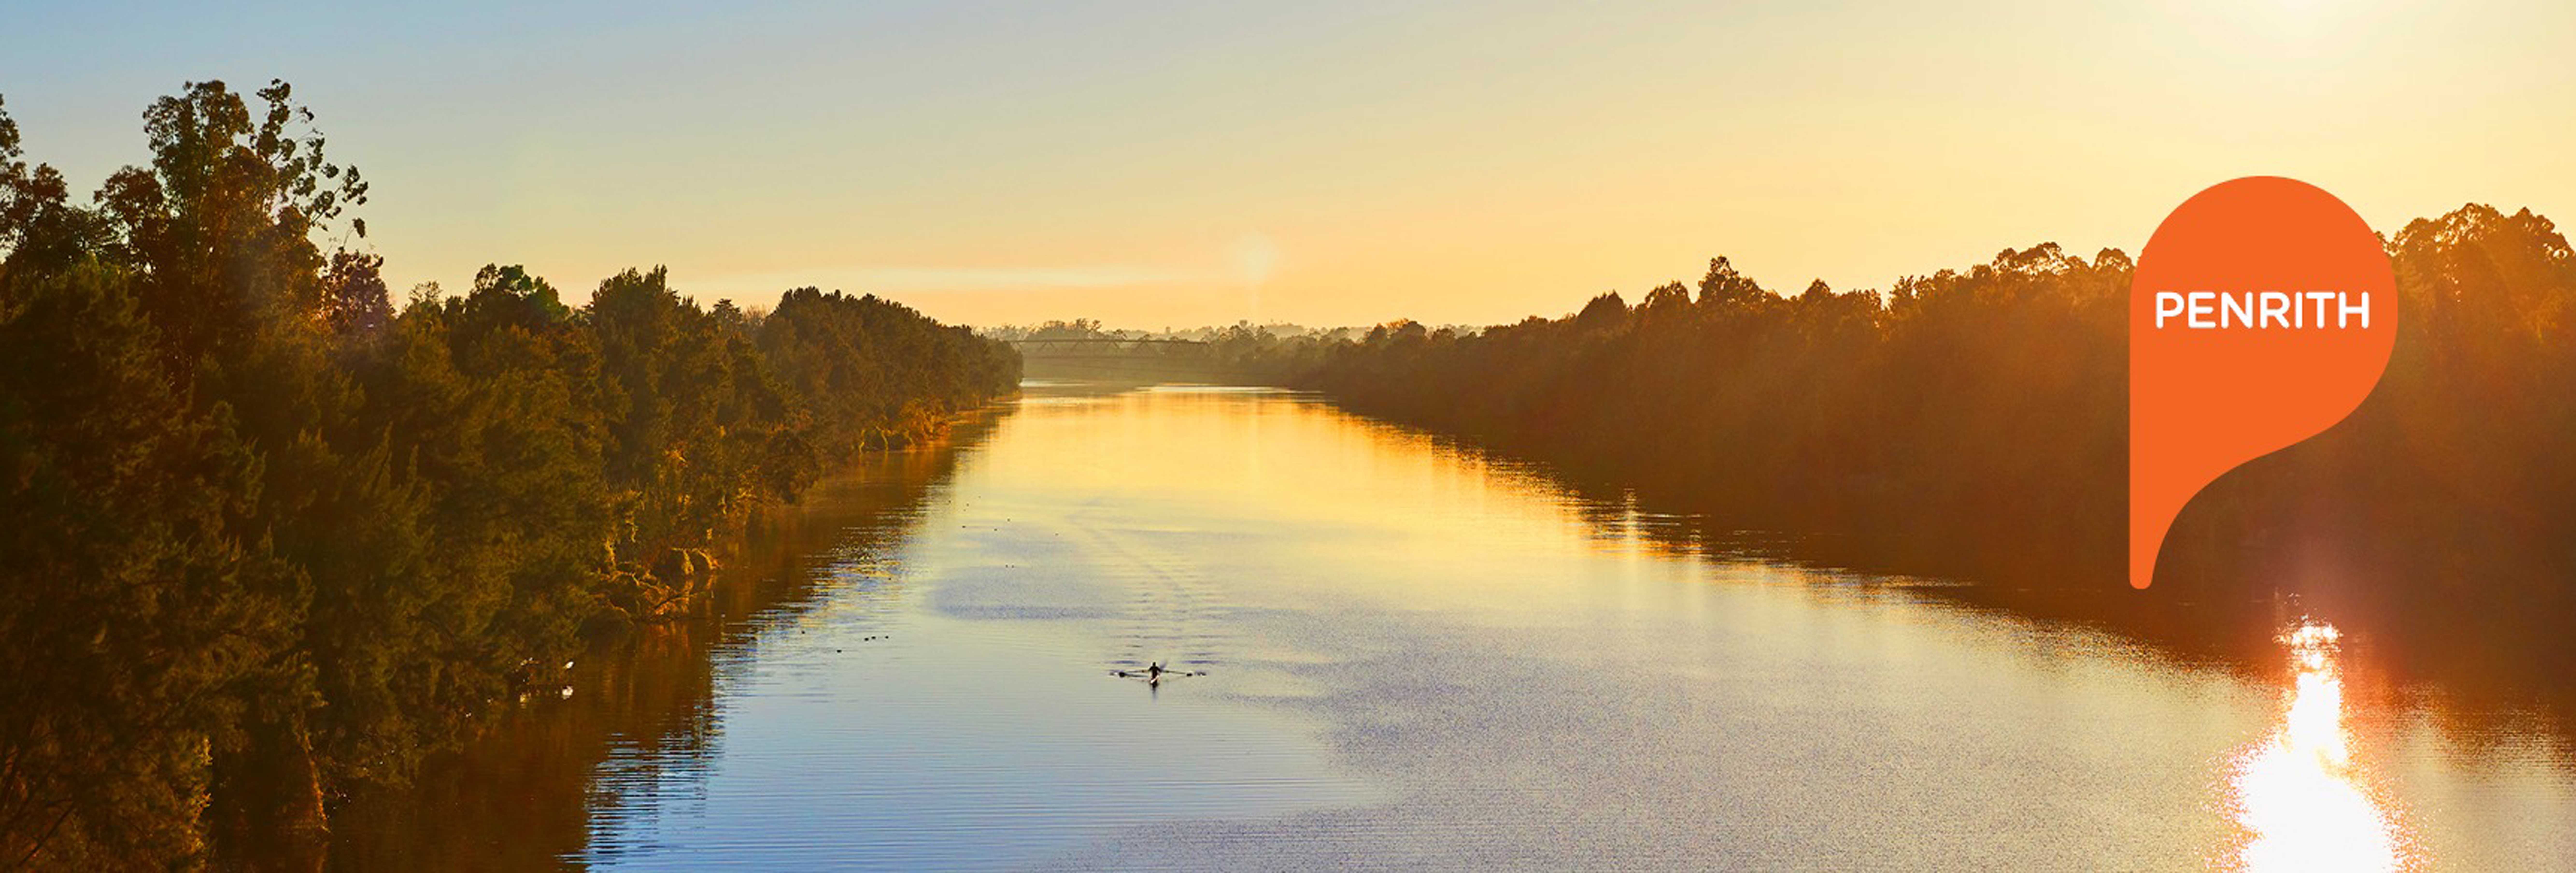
[10, 0, 2575, 328]
[14, 5, 2576, 868]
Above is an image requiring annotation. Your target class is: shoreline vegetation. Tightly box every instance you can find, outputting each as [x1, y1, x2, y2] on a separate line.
[0, 82, 1017, 868]
[1185, 201, 2576, 713]
[327, 416, 1000, 869]
[10, 75, 2576, 870]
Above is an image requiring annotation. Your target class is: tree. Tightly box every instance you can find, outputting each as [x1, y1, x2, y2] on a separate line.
[0, 264, 298, 867]
[0, 80, 1020, 866]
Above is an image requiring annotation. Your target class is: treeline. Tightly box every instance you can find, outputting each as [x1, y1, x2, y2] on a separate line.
[0, 82, 1016, 868]
[329, 436, 990, 869]
[1001, 319, 1357, 381]
[1284, 204, 2576, 674]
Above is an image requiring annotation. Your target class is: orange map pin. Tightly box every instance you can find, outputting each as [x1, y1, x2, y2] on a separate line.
[2129, 177, 2398, 589]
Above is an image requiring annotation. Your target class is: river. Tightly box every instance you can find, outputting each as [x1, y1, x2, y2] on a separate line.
[329, 381, 2576, 870]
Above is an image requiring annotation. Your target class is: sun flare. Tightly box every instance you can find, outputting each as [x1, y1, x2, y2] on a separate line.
[2223, 622, 2415, 872]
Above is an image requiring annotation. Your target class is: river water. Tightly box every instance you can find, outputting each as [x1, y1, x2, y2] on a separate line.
[330, 381, 2576, 870]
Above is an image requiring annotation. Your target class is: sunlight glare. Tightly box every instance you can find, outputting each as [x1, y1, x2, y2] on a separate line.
[2223, 621, 2413, 872]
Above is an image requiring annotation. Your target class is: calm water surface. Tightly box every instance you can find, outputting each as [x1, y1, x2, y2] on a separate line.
[333, 382, 2576, 870]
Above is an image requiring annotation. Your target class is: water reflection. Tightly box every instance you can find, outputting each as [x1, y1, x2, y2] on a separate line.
[330, 384, 2576, 870]
[324, 420, 990, 870]
[2224, 622, 2416, 871]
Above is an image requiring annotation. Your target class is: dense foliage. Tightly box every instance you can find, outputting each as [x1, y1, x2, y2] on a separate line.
[0, 82, 1016, 868]
[1292, 208, 2576, 664]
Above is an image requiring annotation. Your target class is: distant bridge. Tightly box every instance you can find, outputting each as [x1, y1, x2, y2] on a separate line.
[1006, 337, 1211, 361]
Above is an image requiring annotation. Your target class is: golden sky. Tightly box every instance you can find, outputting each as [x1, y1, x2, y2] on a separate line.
[7, 0, 2574, 328]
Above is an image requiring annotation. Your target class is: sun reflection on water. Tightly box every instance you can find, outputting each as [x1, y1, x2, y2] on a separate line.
[2223, 621, 2416, 872]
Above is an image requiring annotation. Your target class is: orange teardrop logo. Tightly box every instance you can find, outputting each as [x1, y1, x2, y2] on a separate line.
[2129, 177, 2397, 589]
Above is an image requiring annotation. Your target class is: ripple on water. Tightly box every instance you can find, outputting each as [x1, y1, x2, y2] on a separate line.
[341, 384, 2576, 871]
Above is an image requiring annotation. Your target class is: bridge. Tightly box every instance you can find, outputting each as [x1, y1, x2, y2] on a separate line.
[1004, 336, 1222, 377]
[1006, 337, 1211, 361]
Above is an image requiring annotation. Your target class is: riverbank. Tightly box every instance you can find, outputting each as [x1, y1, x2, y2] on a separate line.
[0, 80, 1027, 866]
[593, 404, 1012, 631]
[1290, 390, 2576, 743]
[1255, 205, 2576, 729]
[323, 383, 2576, 869]
[327, 413, 1007, 869]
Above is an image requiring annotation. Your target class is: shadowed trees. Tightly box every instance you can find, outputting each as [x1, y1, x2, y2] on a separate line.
[757, 286, 1021, 457]
[1290, 211, 2576, 673]
[0, 262, 295, 867]
[0, 81, 1019, 868]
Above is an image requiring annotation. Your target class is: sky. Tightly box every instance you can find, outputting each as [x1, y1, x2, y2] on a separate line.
[5, 0, 2574, 329]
